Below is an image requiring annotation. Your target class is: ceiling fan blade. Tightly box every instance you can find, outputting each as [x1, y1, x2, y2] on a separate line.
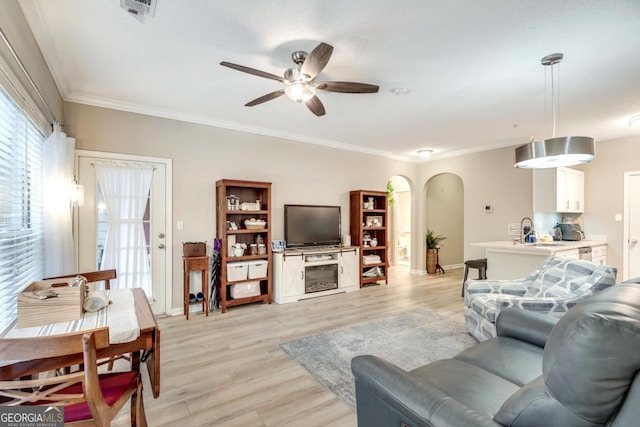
[316, 81, 379, 93]
[300, 43, 334, 79]
[245, 90, 286, 107]
[220, 61, 288, 83]
[305, 95, 326, 117]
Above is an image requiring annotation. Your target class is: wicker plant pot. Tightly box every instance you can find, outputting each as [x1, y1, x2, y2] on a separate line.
[426, 249, 437, 274]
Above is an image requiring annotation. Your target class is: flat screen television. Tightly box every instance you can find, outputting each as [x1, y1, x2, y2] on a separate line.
[284, 204, 341, 248]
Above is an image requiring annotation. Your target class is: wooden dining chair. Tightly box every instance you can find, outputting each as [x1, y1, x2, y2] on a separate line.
[0, 328, 146, 426]
[44, 269, 130, 371]
[46, 269, 117, 291]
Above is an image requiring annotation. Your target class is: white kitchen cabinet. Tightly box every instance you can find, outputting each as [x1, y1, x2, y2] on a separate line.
[592, 245, 607, 265]
[533, 166, 585, 213]
[554, 248, 580, 259]
[471, 241, 607, 280]
[562, 168, 584, 213]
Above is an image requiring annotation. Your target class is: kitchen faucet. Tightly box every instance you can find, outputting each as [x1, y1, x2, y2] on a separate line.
[520, 217, 534, 244]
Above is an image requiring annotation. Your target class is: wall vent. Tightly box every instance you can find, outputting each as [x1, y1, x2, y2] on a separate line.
[120, 0, 157, 23]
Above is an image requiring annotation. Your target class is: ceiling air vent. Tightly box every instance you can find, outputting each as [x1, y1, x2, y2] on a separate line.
[120, 0, 157, 23]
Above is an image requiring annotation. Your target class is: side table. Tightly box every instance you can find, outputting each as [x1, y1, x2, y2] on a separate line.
[183, 256, 210, 319]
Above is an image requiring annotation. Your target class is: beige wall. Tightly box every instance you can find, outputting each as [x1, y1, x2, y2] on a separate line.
[415, 137, 638, 281]
[417, 147, 534, 267]
[581, 135, 640, 278]
[0, 1, 63, 124]
[51, 102, 640, 309]
[426, 173, 464, 267]
[63, 102, 418, 310]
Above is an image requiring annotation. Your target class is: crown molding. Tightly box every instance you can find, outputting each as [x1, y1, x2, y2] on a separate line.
[18, 0, 69, 96]
[64, 93, 408, 159]
[419, 138, 531, 163]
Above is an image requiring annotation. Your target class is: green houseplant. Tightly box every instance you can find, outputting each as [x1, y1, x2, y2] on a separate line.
[386, 180, 395, 206]
[426, 229, 446, 249]
[425, 229, 446, 274]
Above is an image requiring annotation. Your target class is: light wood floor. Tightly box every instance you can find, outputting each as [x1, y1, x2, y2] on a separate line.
[114, 266, 465, 427]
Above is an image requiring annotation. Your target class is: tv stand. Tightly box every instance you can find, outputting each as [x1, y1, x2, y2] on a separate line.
[273, 246, 359, 304]
[284, 245, 342, 253]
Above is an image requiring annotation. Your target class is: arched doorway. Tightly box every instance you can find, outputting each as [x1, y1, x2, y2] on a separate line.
[425, 173, 464, 270]
[388, 176, 412, 267]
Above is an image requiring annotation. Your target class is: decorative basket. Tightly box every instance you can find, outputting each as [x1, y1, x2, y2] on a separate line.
[244, 219, 266, 230]
[18, 278, 87, 327]
[241, 201, 260, 211]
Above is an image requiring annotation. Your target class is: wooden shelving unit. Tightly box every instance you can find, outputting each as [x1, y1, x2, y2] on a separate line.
[216, 179, 272, 313]
[349, 190, 388, 287]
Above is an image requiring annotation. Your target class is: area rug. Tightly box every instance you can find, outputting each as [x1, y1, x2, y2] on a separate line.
[279, 309, 477, 410]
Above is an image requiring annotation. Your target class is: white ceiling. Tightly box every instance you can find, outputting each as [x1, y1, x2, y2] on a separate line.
[19, 0, 640, 161]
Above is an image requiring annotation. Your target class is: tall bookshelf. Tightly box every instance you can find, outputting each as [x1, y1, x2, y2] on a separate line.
[215, 179, 272, 313]
[349, 190, 388, 287]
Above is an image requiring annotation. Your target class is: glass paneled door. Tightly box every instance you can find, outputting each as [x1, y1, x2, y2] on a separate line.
[76, 152, 171, 315]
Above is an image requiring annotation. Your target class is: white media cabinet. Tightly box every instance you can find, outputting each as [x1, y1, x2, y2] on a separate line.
[273, 246, 360, 304]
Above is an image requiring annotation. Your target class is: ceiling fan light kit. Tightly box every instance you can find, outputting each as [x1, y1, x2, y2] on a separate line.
[514, 53, 596, 169]
[220, 42, 379, 116]
[391, 88, 409, 96]
[284, 82, 316, 103]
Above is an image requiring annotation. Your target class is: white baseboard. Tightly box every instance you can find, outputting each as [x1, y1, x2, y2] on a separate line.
[410, 264, 463, 276]
[168, 305, 211, 317]
[168, 307, 183, 316]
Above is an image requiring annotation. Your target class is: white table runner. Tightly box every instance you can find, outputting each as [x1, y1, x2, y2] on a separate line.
[6, 288, 140, 344]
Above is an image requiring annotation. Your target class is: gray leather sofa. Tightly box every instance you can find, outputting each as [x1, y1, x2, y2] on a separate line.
[351, 281, 640, 427]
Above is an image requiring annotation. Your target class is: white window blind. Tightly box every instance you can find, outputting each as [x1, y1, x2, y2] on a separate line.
[0, 84, 45, 333]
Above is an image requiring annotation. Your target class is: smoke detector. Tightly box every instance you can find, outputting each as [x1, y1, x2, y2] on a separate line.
[120, 0, 157, 23]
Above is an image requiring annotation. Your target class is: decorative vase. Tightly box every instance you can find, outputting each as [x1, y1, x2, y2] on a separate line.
[233, 247, 244, 257]
[426, 248, 437, 274]
[370, 238, 378, 247]
[368, 197, 374, 209]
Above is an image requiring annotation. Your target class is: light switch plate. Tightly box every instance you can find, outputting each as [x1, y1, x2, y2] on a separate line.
[177, 220, 184, 230]
[615, 213, 622, 222]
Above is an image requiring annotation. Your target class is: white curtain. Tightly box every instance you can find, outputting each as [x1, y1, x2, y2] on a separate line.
[94, 161, 153, 296]
[43, 122, 75, 276]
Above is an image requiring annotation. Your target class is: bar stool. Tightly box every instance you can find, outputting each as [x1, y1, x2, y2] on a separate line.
[461, 258, 487, 297]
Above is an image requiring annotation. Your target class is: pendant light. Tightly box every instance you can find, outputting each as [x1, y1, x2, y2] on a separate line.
[514, 53, 595, 168]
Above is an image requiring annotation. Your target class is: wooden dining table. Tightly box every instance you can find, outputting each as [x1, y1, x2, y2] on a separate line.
[0, 288, 161, 398]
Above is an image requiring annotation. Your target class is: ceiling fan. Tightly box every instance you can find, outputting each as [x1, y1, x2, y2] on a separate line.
[220, 42, 379, 117]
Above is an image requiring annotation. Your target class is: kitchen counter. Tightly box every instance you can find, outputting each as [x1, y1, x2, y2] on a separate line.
[470, 240, 606, 254]
[469, 240, 607, 280]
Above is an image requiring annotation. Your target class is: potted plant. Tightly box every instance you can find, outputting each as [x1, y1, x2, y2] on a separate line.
[426, 229, 446, 274]
[386, 180, 395, 206]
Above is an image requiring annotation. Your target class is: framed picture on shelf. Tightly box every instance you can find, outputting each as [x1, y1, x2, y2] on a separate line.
[365, 216, 383, 227]
[271, 240, 284, 251]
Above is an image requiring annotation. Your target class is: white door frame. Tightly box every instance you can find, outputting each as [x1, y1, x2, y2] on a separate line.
[623, 171, 640, 281]
[74, 150, 173, 315]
